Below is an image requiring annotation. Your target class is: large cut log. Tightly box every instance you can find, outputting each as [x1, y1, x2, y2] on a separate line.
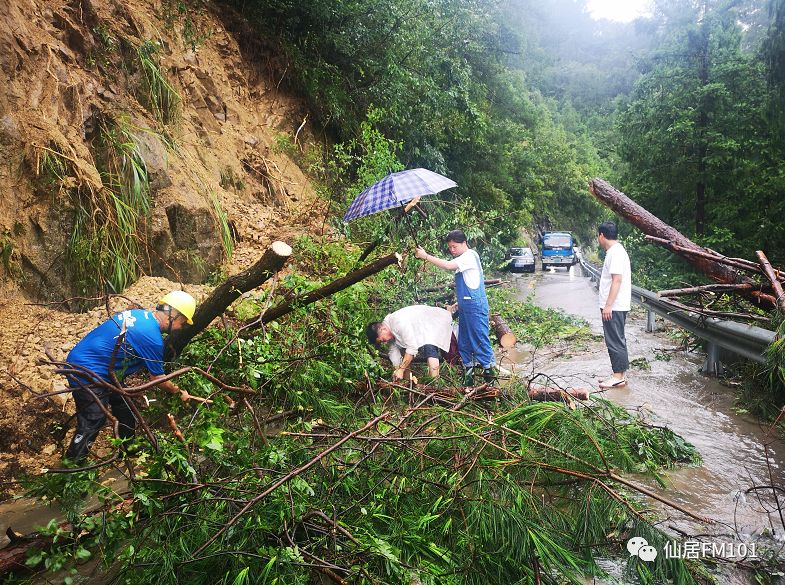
[489, 314, 516, 348]
[528, 385, 590, 401]
[422, 278, 502, 293]
[588, 179, 776, 309]
[244, 253, 402, 330]
[167, 241, 292, 356]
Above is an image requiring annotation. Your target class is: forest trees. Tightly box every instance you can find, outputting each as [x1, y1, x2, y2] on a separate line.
[615, 0, 785, 261]
[228, 0, 607, 242]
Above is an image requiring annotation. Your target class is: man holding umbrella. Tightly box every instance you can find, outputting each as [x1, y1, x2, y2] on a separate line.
[416, 230, 496, 385]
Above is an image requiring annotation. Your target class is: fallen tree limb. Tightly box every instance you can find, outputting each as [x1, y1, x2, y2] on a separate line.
[243, 253, 402, 331]
[588, 179, 776, 309]
[658, 283, 759, 297]
[659, 298, 770, 323]
[168, 241, 292, 356]
[0, 528, 49, 574]
[193, 412, 390, 556]
[421, 278, 502, 293]
[757, 251, 785, 314]
[646, 236, 783, 279]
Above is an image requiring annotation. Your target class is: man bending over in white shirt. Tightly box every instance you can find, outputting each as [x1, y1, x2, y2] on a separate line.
[366, 305, 454, 381]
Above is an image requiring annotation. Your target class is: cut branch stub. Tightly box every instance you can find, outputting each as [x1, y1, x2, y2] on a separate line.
[489, 314, 516, 348]
[167, 241, 292, 356]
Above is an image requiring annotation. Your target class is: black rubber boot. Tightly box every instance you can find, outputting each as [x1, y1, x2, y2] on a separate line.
[463, 367, 475, 387]
[483, 366, 498, 385]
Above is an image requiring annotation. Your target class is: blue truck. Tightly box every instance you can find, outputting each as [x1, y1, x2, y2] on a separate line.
[540, 231, 576, 270]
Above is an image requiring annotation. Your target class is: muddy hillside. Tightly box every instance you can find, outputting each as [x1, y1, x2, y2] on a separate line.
[0, 0, 327, 491]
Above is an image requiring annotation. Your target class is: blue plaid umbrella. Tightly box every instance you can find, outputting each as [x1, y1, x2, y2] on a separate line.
[343, 168, 457, 222]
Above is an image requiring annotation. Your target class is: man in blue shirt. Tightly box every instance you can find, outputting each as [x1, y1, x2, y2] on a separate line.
[65, 291, 197, 462]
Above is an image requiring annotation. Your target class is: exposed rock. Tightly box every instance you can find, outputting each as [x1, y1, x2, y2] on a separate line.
[149, 185, 222, 283]
[0, 0, 322, 493]
[134, 130, 173, 191]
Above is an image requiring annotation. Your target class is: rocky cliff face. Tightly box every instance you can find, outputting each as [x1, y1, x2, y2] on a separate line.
[0, 0, 327, 491]
[0, 0, 318, 301]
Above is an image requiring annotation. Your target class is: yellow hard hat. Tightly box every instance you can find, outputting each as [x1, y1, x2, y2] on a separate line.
[159, 291, 196, 324]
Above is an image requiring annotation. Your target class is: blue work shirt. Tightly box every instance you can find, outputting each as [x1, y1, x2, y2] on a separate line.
[66, 309, 165, 386]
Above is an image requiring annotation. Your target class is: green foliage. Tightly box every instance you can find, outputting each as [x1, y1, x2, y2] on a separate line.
[208, 191, 234, 260]
[32, 143, 70, 196]
[229, 0, 605, 243]
[487, 287, 591, 348]
[86, 24, 117, 69]
[615, 0, 785, 263]
[68, 117, 153, 294]
[736, 315, 785, 419]
[15, 237, 711, 585]
[161, 0, 214, 50]
[0, 230, 21, 277]
[136, 40, 182, 126]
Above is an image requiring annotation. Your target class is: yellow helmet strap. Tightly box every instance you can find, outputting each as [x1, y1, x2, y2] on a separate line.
[157, 303, 180, 336]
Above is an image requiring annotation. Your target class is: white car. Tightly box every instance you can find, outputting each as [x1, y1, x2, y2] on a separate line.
[507, 247, 536, 273]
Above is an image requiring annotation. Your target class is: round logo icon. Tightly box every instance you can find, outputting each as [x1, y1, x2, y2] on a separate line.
[627, 536, 658, 561]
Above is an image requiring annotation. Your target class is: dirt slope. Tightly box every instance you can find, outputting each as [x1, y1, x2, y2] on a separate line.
[0, 0, 330, 494]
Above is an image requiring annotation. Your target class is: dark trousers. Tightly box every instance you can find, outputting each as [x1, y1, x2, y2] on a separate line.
[65, 385, 137, 462]
[411, 344, 441, 362]
[602, 310, 629, 374]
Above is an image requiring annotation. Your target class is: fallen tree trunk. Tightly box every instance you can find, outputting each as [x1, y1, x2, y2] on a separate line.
[244, 253, 402, 331]
[528, 385, 590, 401]
[167, 241, 293, 356]
[490, 314, 516, 348]
[645, 236, 784, 280]
[0, 528, 48, 575]
[588, 179, 776, 309]
[658, 283, 759, 297]
[422, 278, 502, 293]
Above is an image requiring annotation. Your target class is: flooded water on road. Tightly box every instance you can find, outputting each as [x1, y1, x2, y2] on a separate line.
[509, 265, 785, 583]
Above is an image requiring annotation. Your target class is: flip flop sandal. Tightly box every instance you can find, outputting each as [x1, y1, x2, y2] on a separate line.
[598, 378, 627, 388]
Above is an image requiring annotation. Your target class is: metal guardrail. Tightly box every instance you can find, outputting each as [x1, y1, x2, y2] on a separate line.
[578, 257, 776, 372]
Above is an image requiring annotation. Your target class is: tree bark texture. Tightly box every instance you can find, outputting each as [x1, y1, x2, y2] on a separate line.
[167, 241, 292, 356]
[528, 385, 590, 401]
[422, 278, 502, 293]
[244, 253, 402, 330]
[756, 251, 785, 313]
[588, 179, 776, 309]
[489, 314, 516, 348]
[657, 283, 759, 297]
[0, 528, 47, 575]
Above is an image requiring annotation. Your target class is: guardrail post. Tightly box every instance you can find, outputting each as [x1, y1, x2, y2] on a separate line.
[646, 310, 656, 333]
[701, 342, 723, 376]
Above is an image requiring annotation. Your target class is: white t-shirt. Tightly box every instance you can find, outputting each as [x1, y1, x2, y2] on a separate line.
[384, 305, 453, 364]
[453, 250, 482, 289]
[599, 242, 631, 311]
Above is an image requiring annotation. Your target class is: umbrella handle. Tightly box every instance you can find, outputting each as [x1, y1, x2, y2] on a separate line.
[404, 196, 421, 213]
[402, 211, 419, 248]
